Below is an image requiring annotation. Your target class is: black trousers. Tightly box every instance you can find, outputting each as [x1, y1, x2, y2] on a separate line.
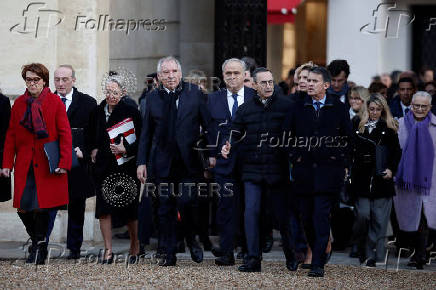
[153, 162, 201, 257]
[298, 194, 337, 268]
[18, 210, 49, 243]
[66, 198, 86, 253]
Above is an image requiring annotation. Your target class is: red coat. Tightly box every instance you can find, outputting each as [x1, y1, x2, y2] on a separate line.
[2, 88, 72, 209]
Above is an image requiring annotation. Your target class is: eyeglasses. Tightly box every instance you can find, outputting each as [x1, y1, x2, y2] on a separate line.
[25, 77, 42, 84]
[412, 104, 430, 110]
[105, 90, 122, 97]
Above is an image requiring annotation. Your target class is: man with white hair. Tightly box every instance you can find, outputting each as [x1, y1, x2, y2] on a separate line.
[137, 56, 212, 266]
[394, 91, 436, 270]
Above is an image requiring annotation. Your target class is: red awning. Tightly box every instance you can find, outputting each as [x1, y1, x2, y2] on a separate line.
[267, 0, 302, 24]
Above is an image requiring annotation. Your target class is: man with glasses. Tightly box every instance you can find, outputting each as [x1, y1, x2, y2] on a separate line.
[221, 67, 297, 273]
[46, 65, 97, 259]
[394, 91, 436, 270]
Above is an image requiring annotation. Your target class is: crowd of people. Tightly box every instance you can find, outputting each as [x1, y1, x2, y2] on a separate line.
[0, 57, 435, 278]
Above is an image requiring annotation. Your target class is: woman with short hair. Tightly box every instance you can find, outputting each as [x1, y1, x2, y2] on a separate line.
[2, 63, 72, 264]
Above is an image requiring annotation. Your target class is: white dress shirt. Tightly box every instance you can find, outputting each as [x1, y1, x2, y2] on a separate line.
[58, 89, 73, 111]
[227, 87, 245, 116]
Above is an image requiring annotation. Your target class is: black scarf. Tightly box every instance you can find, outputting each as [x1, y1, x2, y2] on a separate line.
[158, 83, 183, 153]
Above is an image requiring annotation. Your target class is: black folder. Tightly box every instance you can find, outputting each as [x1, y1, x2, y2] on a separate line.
[44, 141, 79, 173]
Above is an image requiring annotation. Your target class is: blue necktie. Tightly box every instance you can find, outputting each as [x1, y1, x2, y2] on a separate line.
[231, 93, 238, 120]
[61, 97, 66, 105]
[405, 108, 410, 115]
[314, 101, 321, 111]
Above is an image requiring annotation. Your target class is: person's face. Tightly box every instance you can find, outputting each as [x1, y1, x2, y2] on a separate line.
[254, 71, 274, 99]
[425, 83, 436, 96]
[330, 71, 347, 92]
[297, 69, 309, 92]
[25, 71, 46, 97]
[307, 72, 330, 98]
[381, 74, 392, 88]
[411, 95, 432, 120]
[223, 61, 245, 93]
[349, 92, 363, 112]
[398, 82, 415, 105]
[105, 82, 122, 107]
[158, 60, 182, 91]
[244, 71, 254, 89]
[54, 67, 75, 96]
[423, 70, 434, 83]
[368, 102, 382, 121]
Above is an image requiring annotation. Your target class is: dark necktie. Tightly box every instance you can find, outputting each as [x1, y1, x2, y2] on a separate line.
[405, 108, 410, 115]
[231, 93, 238, 120]
[314, 101, 321, 111]
[61, 97, 66, 106]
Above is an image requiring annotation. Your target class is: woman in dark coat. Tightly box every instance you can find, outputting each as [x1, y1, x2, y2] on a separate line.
[350, 94, 402, 267]
[90, 76, 142, 263]
[0, 93, 11, 202]
[2, 63, 72, 264]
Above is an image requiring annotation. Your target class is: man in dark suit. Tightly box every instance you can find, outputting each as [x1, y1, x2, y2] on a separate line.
[47, 65, 97, 259]
[327, 59, 350, 106]
[207, 58, 256, 265]
[285, 67, 352, 277]
[389, 77, 416, 119]
[221, 67, 297, 273]
[137, 56, 212, 266]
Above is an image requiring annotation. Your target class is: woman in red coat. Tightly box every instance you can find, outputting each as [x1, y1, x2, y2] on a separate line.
[1, 63, 72, 264]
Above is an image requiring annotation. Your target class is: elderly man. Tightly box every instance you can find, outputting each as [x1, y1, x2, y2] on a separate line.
[137, 56, 212, 266]
[46, 65, 97, 259]
[208, 58, 256, 265]
[394, 91, 436, 270]
[221, 67, 297, 273]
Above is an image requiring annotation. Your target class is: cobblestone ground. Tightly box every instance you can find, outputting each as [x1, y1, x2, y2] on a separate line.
[1, 259, 435, 289]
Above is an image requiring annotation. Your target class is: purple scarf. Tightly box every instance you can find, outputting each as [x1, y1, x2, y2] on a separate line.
[395, 111, 434, 195]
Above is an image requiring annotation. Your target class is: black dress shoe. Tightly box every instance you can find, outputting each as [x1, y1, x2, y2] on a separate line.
[158, 255, 177, 266]
[365, 258, 376, 268]
[188, 241, 203, 263]
[211, 247, 223, 258]
[215, 253, 235, 266]
[286, 259, 300, 271]
[101, 254, 114, 264]
[238, 257, 261, 272]
[301, 263, 311, 269]
[34, 242, 48, 265]
[67, 251, 81, 260]
[308, 266, 324, 277]
[262, 235, 274, 253]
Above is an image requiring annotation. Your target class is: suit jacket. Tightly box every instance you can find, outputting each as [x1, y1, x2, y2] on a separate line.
[389, 96, 408, 119]
[207, 87, 256, 177]
[137, 82, 212, 178]
[57, 88, 97, 199]
[285, 94, 352, 195]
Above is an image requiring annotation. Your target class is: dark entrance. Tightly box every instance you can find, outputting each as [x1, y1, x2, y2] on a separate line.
[214, 0, 267, 78]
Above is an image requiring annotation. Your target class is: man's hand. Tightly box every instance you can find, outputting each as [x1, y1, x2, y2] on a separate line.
[382, 169, 392, 180]
[208, 157, 216, 168]
[91, 149, 98, 163]
[1, 168, 10, 178]
[110, 137, 126, 155]
[74, 147, 83, 159]
[55, 168, 67, 174]
[137, 165, 147, 184]
[221, 141, 231, 159]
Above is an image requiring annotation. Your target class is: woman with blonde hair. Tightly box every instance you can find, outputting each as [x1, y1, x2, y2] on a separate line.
[348, 86, 370, 119]
[350, 94, 401, 267]
[291, 61, 317, 103]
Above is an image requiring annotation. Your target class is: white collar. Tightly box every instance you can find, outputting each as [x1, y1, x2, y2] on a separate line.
[58, 88, 73, 101]
[400, 101, 410, 111]
[227, 87, 244, 98]
[164, 87, 176, 94]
